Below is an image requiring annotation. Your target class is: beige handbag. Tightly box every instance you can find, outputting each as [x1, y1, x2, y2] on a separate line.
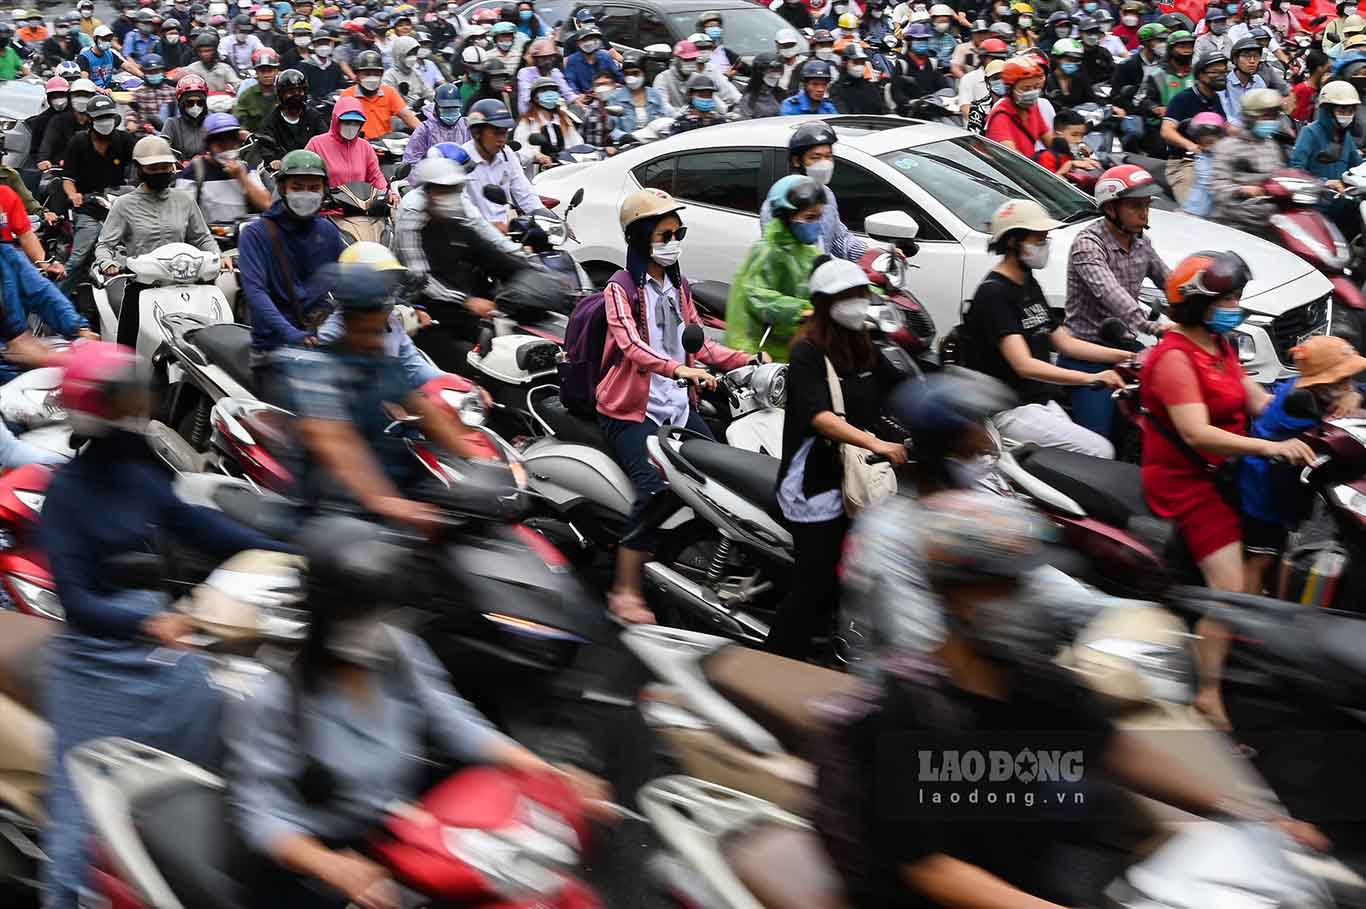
[825, 357, 896, 515]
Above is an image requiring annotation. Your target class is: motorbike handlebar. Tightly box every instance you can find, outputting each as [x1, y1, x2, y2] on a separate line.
[865, 440, 912, 465]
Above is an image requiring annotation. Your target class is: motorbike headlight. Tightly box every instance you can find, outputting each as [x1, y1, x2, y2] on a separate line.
[1331, 483, 1366, 518]
[873, 302, 904, 335]
[7, 574, 63, 621]
[539, 215, 567, 246]
[163, 252, 199, 283]
[749, 362, 788, 409]
[441, 389, 487, 427]
[13, 490, 44, 514]
[1230, 329, 1256, 363]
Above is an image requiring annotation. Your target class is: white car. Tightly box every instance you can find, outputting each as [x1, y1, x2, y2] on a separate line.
[535, 115, 1333, 384]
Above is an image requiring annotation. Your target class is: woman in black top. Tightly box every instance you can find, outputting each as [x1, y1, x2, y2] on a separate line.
[961, 199, 1126, 458]
[766, 256, 908, 661]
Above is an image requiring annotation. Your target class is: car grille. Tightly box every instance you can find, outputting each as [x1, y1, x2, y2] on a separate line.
[1270, 295, 1330, 367]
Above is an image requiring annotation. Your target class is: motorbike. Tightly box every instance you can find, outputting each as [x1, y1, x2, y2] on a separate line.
[370, 130, 411, 184]
[327, 179, 393, 246]
[901, 86, 961, 124]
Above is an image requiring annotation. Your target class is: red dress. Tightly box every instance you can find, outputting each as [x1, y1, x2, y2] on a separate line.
[1140, 331, 1248, 562]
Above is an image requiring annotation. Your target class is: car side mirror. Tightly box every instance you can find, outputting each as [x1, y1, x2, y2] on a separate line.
[483, 184, 508, 205]
[1284, 388, 1321, 421]
[864, 210, 920, 244]
[682, 323, 705, 355]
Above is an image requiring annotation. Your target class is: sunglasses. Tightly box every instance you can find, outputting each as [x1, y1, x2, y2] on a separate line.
[656, 226, 688, 242]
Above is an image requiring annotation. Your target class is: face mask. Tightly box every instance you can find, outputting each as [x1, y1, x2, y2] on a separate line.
[1208, 73, 1228, 90]
[1205, 307, 1246, 334]
[935, 20, 951, 31]
[256, 20, 271, 30]
[790, 218, 822, 244]
[139, 23, 153, 33]
[580, 39, 600, 53]
[495, 38, 513, 51]
[1172, 49, 1193, 63]
[430, 193, 464, 219]
[326, 617, 396, 669]
[1101, 21, 1113, 32]
[593, 84, 614, 100]
[1056, 26, 1070, 37]
[1152, 41, 1168, 56]
[96, 39, 110, 51]
[626, 73, 644, 89]
[830, 298, 871, 329]
[520, 9, 533, 19]
[1211, 21, 1228, 33]
[143, 170, 175, 191]
[1018, 16, 1032, 27]
[848, 62, 866, 76]
[706, 25, 722, 40]
[166, 32, 179, 42]
[678, 60, 698, 74]
[989, 77, 1006, 95]
[537, 90, 560, 108]
[50, 96, 69, 110]
[1019, 239, 1049, 269]
[1338, 111, 1357, 127]
[1083, 31, 1100, 45]
[1060, 60, 1080, 74]
[910, 40, 930, 53]
[1122, 13, 1139, 25]
[1015, 87, 1041, 106]
[536, 58, 554, 72]
[816, 47, 836, 60]
[93, 117, 117, 135]
[806, 158, 834, 185]
[692, 96, 715, 111]
[1247, 17, 1265, 26]
[1083, 1, 1098, 10]
[339, 120, 362, 139]
[437, 104, 460, 125]
[651, 239, 682, 266]
[294, 35, 310, 46]
[419, 46, 432, 58]
[698, 47, 714, 61]
[1227, 2, 1240, 11]
[1252, 119, 1279, 138]
[72, 95, 91, 113]
[360, 75, 381, 92]
[403, 54, 418, 69]
[315, 44, 333, 57]
[779, 44, 798, 58]
[285, 189, 322, 217]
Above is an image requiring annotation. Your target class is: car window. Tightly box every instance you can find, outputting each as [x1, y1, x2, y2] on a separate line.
[673, 150, 764, 213]
[877, 135, 1097, 233]
[829, 159, 951, 242]
[598, 5, 638, 48]
[638, 9, 671, 48]
[664, 7, 809, 58]
[633, 156, 675, 193]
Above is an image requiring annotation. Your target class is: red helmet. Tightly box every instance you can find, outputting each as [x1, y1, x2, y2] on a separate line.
[175, 73, 208, 98]
[59, 343, 141, 437]
[980, 37, 1010, 55]
[252, 47, 280, 66]
[1093, 164, 1162, 206]
[1001, 56, 1043, 87]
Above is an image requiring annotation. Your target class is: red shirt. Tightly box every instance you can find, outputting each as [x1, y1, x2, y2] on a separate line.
[1292, 81, 1316, 124]
[0, 187, 33, 243]
[985, 97, 1048, 155]
[1113, 22, 1141, 50]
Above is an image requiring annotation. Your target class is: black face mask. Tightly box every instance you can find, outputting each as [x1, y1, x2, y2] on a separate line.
[143, 171, 175, 192]
[283, 95, 305, 112]
[1171, 51, 1193, 64]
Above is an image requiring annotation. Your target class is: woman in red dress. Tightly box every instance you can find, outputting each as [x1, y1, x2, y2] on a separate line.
[1140, 251, 1316, 728]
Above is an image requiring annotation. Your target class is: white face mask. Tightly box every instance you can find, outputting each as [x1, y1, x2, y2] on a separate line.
[779, 44, 798, 58]
[1338, 111, 1357, 126]
[215, 149, 239, 165]
[184, 102, 204, 117]
[295, 36, 311, 46]
[763, 71, 782, 86]
[1019, 239, 1049, 269]
[848, 62, 866, 77]
[594, 84, 614, 99]
[418, 46, 431, 57]
[651, 239, 682, 266]
[816, 47, 835, 60]
[50, 96, 68, 111]
[360, 75, 381, 92]
[806, 158, 834, 185]
[1122, 13, 1139, 25]
[315, 43, 333, 57]
[92, 117, 117, 135]
[935, 20, 951, 31]
[430, 193, 464, 219]
[625, 73, 644, 89]
[72, 95, 91, 113]
[403, 54, 418, 68]
[339, 121, 363, 140]
[678, 60, 697, 74]
[830, 298, 871, 329]
[285, 190, 323, 217]
[579, 39, 600, 54]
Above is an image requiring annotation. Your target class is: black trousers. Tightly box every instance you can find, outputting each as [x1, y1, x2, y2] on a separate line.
[764, 514, 850, 661]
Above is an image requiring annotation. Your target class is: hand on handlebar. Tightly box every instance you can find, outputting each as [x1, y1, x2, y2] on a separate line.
[325, 850, 399, 909]
[372, 495, 444, 535]
[870, 438, 910, 465]
[1090, 369, 1126, 390]
[141, 612, 196, 649]
[675, 364, 717, 390]
[465, 296, 496, 317]
[1264, 437, 1316, 465]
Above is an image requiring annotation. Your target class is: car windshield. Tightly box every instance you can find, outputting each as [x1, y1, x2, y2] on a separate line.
[667, 8, 809, 57]
[877, 135, 1097, 233]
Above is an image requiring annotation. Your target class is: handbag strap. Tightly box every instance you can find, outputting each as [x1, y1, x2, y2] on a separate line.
[262, 217, 304, 328]
[1145, 409, 1219, 476]
[824, 356, 846, 419]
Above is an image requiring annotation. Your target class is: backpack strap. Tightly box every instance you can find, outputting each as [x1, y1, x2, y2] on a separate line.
[262, 217, 305, 329]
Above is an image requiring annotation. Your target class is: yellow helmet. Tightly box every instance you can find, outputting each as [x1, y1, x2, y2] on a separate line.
[338, 240, 406, 271]
[838, 11, 860, 29]
[1012, 2, 1035, 13]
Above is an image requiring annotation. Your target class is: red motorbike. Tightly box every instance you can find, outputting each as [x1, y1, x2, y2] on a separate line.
[0, 464, 59, 621]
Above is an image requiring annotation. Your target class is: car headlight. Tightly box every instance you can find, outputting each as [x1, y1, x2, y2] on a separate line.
[7, 574, 63, 621]
[1332, 483, 1366, 518]
[749, 363, 788, 409]
[1230, 329, 1257, 363]
[441, 388, 487, 426]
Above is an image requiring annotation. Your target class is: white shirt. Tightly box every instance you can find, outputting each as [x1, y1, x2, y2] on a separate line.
[643, 275, 691, 428]
[957, 66, 988, 110]
[460, 139, 542, 224]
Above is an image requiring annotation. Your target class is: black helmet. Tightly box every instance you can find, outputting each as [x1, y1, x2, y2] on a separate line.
[1230, 35, 1261, 58]
[841, 43, 868, 60]
[886, 367, 1017, 470]
[1157, 11, 1193, 32]
[192, 28, 218, 48]
[621, 49, 645, 70]
[301, 517, 406, 613]
[1193, 47, 1228, 74]
[276, 67, 307, 93]
[789, 120, 837, 160]
[354, 48, 383, 70]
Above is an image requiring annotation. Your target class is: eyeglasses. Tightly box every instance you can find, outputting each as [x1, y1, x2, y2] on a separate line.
[656, 226, 688, 242]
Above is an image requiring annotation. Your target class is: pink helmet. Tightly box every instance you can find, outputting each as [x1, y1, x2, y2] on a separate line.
[60, 343, 141, 437]
[45, 76, 70, 94]
[1189, 111, 1226, 139]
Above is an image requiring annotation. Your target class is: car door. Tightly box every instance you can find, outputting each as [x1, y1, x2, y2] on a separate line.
[596, 4, 641, 52]
[829, 153, 968, 337]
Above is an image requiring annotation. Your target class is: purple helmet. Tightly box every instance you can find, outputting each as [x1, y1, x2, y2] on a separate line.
[203, 111, 240, 139]
[906, 22, 932, 38]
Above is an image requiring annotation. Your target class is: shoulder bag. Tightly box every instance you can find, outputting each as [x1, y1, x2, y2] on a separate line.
[825, 356, 897, 515]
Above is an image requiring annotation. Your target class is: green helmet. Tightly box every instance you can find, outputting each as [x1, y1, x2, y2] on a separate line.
[1168, 28, 1195, 45]
[1051, 37, 1083, 56]
[278, 149, 327, 180]
[1137, 22, 1167, 42]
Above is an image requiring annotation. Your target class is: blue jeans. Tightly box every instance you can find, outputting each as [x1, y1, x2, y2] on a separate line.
[59, 212, 102, 298]
[599, 410, 712, 553]
[1058, 355, 1115, 440]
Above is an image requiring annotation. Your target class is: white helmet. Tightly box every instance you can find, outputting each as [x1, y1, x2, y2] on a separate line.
[810, 258, 869, 297]
[460, 43, 486, 66]
[92, 24, 113, 38]
[1321, 80, 1361, 106]
[776, 27, 800, 44]
[69, 77, 97, 94]
[988, 199, 1063, 244]
[414, 155, 468, 188]
[929, 3, 955, 17]
[910, 8, 931, 22]
[208, 2, 228, 16]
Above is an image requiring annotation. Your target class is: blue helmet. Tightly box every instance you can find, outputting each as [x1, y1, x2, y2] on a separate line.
[203, 111, 240, 139]
[428, 142, 471, 167]
[142, 53, 165, 70]
[765, 174, 822, 216]
[434, 82, 462, 125]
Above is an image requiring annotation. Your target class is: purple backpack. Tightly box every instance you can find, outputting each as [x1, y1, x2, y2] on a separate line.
[558, 270, 637, 418]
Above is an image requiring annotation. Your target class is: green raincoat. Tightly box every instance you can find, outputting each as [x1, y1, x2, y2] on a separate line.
[725, 216, 820, 362]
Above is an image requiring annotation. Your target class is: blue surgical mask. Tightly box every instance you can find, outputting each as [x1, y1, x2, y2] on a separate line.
[537, 90, 561, 108]
[790, 218, 822, 244]
[1252, 119, 1280, 138]
[989, 78, 1007, 95]
[1060, 61, 1080, 74]
[910, 39, 930, 53]
[693, 96, 716, 111]
[1227, 2, 1239, 11]
[519, 8, 533, 19]
[146, 73, 164, 85]
[706, 25, 722, 40]
[437, 104, 460, 125]
[1083, 1, 1098, 9]
[1205, 307, 1246, 334]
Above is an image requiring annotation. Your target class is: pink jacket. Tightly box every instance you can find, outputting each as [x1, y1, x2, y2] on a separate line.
[596, 272, 749, 423]
[304, 97, 387, 191]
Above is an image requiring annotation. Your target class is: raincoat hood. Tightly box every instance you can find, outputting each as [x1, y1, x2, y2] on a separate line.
[330, 96, 366, 139]
[392, 35, 419, 70]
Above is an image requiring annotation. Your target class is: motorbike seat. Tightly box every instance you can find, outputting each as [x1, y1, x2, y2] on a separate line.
[131, 778, 252, 909]
[536, 393, 610, 450]
[1014, 446, 1152, 528]
[722, 822, 850, 909]
[678, 439, 782, 520]
[701, 645, 861, 758]
[1308, 612, 1366, 695]
[211, 485, 300, 541]
[690, 280, 730, 319]
[187, 323, 256, 396]
[0, 612, 55, 713]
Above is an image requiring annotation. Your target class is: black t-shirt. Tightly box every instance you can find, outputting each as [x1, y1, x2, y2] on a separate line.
[1164, 86, 1225, 157]
[778, 337, 896, 502]
[838, 665, 1116, 908]
[962, 270, 1057, 405]
[62, 130, 136, 200]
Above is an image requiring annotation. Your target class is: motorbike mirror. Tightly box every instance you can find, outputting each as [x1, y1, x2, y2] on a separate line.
[682, 323, 705, 355]
[103, 551, 165, 591]
[483, 184, 508, 205]
[604, 104, 625, 116]
[476, 324, 495, 357]
[508, 140, 522, 152]
[864, 210, 919, 243]
[1098, 317, 1131, 348]
[569, 187, 584, 208]
[1283, 388, 1321, 421]
[528, 133, 546, 147]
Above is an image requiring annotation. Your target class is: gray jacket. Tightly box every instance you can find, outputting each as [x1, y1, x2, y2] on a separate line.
[94, 185, 219, 273]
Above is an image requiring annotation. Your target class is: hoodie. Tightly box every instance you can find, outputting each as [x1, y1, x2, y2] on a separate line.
[1290, 102, 1363, 183]
[382, 35, 435, 108]
[303, 97, 387, 190]
[238, 200, 347, 351]
[0, 244, 87, 382]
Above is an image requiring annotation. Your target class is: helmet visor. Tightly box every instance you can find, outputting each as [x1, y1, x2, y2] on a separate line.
[1179, 252, 1250, 300]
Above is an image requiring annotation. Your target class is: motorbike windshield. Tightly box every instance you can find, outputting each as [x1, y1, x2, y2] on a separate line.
[878, 135, 1098, 235]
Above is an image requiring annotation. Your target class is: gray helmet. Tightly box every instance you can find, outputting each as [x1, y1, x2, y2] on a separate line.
[686, 72, 717, 92]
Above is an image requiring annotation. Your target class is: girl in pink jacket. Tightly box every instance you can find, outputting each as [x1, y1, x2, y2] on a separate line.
[304, 97, 387, 192]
